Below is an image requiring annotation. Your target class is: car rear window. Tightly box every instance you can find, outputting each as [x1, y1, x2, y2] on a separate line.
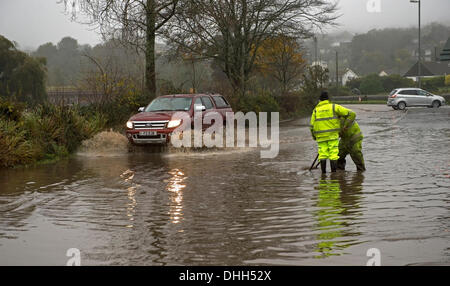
[201, 97, 214, 109]
[389, 89, 398, 96]
[212, 96, 230, 108]
[399, 90, 417, 95]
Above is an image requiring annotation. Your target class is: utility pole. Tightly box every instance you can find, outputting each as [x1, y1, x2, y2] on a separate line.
[410, 0, 421, 88]
[335, 50, 339, 93]
[314, 36, 318, 63]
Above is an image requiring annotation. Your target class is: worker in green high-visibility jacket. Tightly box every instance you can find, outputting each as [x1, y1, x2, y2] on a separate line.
[337, 116, 366, 172]
[310, 91, 356, 173]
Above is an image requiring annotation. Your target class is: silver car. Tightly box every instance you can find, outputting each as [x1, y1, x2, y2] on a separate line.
[387, 88, 446, 110]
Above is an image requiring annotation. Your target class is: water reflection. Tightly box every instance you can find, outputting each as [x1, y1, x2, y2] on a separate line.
[120, 169, 138, 228]
[166, 168, 187, 224]
[314, 172, 365, 258]
[126, 186, 137, 228]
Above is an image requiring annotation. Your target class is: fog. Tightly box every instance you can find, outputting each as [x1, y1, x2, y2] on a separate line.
[1, 0, 450, 50]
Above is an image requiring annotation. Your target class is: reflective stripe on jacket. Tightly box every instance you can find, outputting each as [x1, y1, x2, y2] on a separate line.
[310, 100, 355, 142]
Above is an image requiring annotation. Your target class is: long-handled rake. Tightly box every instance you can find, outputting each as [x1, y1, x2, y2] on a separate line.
[309, 154, 320, 171]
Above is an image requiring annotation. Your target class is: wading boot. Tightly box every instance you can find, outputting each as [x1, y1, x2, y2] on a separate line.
[337, 158, 346, 170]
[320, 160, 327, 174]
[330, 160, 337, 172]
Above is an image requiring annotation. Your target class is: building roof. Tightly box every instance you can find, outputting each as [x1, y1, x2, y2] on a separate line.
[404, 61, 450, 77]
[439, 37, 450, 62]
[343, 68, 357, 76]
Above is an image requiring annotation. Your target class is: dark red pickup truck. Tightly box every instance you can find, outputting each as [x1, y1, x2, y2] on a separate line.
[125, 93, 233, 144]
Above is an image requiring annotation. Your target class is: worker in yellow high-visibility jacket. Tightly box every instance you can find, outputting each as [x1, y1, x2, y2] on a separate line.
[310, 91, 356, 173]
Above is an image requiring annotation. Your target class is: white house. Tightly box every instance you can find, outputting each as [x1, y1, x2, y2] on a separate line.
[342, 68, 358, 86]
[311, 61, 328, 69]
[379, 70, 388, 77]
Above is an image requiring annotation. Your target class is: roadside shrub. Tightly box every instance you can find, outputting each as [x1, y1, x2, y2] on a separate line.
[381, 74, 415, 92]
[0, 119, 34, 167]
[345, 77, 362, 90]
[346, 74, 416, 94]
[80, 88, 147, 129]
[445, 75, 450, 86]
[18, 105, 106, 163]
[33, 105, 106, 153]
[328, 86, 352, 97]
[422, 76, 445, 92]
[0, 98, 26, 121]
[359, 74, 384, 95]
[0, 98, 109, 168]
[238, 91, 280, 114]
[276, 92, 302, 115]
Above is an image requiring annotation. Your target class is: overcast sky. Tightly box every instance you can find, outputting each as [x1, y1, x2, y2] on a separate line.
[1, 0, 450, 50]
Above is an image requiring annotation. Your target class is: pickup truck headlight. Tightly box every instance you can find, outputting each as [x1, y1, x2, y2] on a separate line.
[167, 119, 182, 128]
[126, 121, 133, 129]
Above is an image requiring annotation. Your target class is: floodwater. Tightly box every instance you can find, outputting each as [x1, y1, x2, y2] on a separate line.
[0, 105, 449, 265]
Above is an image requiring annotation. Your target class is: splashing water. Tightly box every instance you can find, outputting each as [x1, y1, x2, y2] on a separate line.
[77, 131, 129, 157]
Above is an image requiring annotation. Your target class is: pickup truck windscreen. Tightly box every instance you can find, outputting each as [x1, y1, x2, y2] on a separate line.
[145, 97, 193, 112]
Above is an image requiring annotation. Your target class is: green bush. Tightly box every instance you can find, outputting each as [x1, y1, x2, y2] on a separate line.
[381, 74, 415, 92]
[328, 86, 352, 97]
[0, 103, 106, 168]
[345, 77, 362, 90]
[80, 88, 147, 129]
[422, 76, 445, 92]
[0, 119, 35, 167]
[238, 91, 280, 114]
[31, 104, 106, 154]
[346, 74, 416, 94]
[445, 75, 450, 86]
[276, 92, 302, 115]
[0, 98, 26, 121]
[359, 74, 384, 95]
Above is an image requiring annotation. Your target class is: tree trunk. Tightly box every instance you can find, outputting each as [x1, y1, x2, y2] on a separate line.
[145, 0, 156, 100]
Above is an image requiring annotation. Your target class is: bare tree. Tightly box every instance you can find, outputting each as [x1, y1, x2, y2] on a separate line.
[163, 0, 338, 98]
[60, 0, 179, 100]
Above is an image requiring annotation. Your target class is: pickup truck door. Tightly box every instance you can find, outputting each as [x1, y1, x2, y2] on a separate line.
[211, 96, 232, 123]
[201, 96, 217, 128]
[193, 97, 206, 129]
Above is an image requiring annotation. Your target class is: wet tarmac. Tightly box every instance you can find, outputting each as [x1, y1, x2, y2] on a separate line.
[0, 105, 448, 265]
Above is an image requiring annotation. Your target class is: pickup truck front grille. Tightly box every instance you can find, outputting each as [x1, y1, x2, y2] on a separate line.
[133, 121, 168, 130]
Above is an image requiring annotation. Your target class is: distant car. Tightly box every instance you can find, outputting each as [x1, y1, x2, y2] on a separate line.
[125, 93, 233, 144]
[387, 88, 446, 110]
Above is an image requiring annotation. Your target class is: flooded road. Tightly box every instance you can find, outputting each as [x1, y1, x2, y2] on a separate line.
[0, 105, 449, 265]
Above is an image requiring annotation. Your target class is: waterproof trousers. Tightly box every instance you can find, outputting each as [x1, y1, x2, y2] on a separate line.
[337, 139, 365, 171]
[317, 139, 340, 161]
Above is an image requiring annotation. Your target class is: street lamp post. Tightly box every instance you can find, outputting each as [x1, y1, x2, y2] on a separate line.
[410, 0, 421, 88]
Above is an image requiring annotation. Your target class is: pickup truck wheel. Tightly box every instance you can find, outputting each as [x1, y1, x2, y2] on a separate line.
[432, 100, 440, 108]
[397, 101, 406, 110]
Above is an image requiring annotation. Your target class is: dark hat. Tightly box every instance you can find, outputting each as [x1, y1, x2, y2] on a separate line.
[319, 91, 329, 101]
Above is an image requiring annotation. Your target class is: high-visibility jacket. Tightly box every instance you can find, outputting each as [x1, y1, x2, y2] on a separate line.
[310, 100, 355, 142]
[340, 118, 363, 144]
